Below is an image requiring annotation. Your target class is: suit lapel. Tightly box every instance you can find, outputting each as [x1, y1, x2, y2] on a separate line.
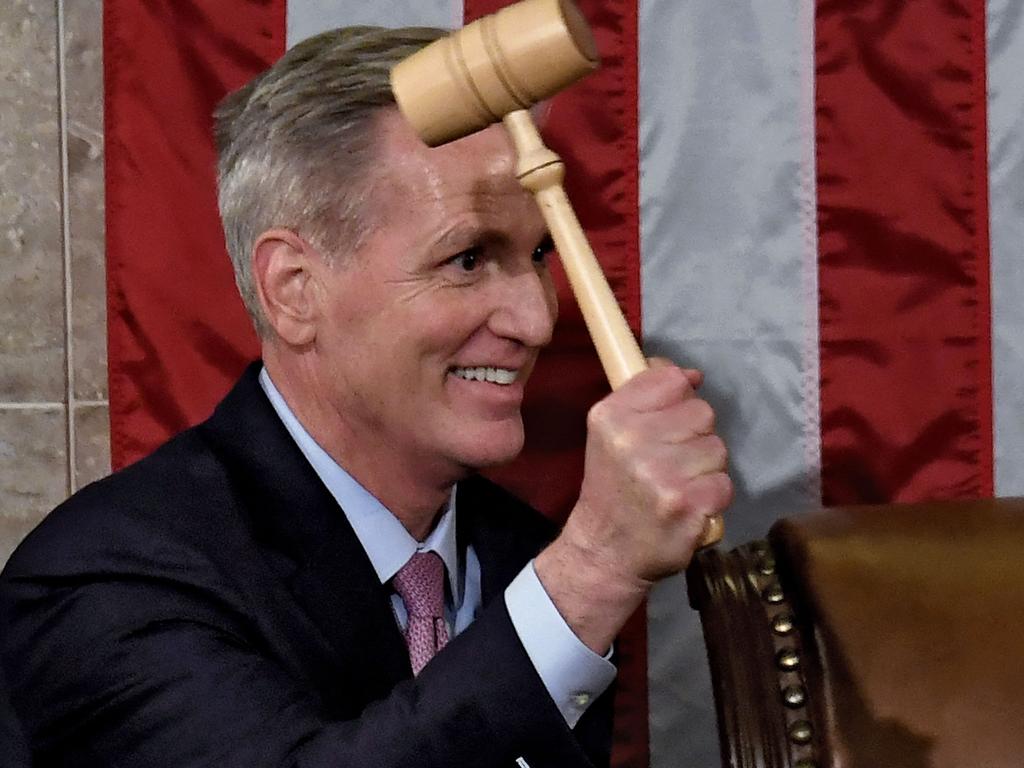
[285, 523, 413, 701]
[456, 475, 558, 609]
[199, 367, 561, 707]
[199, 364, 411, 703]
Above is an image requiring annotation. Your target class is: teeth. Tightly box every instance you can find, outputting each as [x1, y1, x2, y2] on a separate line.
[451, 366, 518, 385]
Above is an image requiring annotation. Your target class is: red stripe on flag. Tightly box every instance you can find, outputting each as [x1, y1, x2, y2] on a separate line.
[462, 1, 646, 766]
[967, 1, 994, 497]
[104, 0, 283, 468]
[815, 0, 994, 504]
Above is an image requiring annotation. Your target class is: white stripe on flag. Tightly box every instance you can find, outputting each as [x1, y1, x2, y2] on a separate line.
[988, 0, 1024, 497]
[638, 0, 819, 765]
[287, 0, 464, 47]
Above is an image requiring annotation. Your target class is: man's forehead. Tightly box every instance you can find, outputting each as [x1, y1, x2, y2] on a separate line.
[374, 110, 520, 200]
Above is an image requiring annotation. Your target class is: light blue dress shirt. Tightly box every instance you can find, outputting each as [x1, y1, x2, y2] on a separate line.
[258, 369, 615, 727]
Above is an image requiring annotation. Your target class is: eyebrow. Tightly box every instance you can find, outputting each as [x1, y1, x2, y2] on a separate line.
[429, 223, 510, 253]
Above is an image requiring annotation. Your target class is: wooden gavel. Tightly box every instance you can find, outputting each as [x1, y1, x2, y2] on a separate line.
[391, 0, 724, 547]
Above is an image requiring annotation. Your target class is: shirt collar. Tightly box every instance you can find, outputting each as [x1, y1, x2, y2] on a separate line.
[258, 367, 460, 600]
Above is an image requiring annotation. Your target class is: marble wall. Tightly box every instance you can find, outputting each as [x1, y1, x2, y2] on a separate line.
[0, 0, 108, 565]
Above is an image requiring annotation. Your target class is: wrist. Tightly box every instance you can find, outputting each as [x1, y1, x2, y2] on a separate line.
[534, 519, 651, 654]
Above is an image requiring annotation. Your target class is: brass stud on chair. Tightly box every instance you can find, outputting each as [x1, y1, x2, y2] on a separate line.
[776, 648, 800, 671]
[782, 684, 806, 708]
[771, 613, 794, 635]
[762, 583, 785, 604]
[740, 551, 816, 764]
[788, 719, 813, 745]
[757, 556, 776, 576]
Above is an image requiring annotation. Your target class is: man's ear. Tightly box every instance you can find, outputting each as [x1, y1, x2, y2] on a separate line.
[252, 229, 321, 346]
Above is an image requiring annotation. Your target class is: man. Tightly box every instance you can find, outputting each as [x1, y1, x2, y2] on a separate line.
[0, 26, 730, 767]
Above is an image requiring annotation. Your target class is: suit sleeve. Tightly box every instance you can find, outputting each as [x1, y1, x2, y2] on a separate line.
[0, 567, 609, 768]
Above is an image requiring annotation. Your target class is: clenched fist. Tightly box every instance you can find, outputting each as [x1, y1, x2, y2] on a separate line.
[535, 363, 733, 653]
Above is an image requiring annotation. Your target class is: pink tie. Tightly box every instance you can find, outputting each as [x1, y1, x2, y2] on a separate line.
[392, 551, 450, 675]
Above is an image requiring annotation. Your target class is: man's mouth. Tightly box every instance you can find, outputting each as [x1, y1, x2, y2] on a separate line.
[449, 366, 519, 385]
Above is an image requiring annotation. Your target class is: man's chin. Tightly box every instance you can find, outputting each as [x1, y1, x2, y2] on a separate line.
[451, 424, 525, 471]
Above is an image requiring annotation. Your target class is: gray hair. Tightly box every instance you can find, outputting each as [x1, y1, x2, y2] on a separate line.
[214, 26, 447, 337]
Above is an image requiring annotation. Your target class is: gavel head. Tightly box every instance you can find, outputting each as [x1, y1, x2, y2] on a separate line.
[390, 0, 599, 147]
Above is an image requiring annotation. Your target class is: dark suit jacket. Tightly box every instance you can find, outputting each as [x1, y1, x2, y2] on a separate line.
[0, 364, 612, 767]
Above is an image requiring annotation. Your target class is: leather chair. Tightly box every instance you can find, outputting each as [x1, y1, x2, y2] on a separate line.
[688, 497, 1024, 768]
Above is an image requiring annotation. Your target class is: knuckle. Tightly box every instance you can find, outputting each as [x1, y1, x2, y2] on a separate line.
[633, 461, 682, 514]
[685, 471, 733, 514]
[653, 484, 686, 518]
[722, 472, 735, 500]
[710, 471, 735, 508]
[704, 435, 728, 467]
[632, 457, 660, 492]
[660, 365, 692, 398]
[586, 399, 614, 432]
[644, 364, 689, 398]
[659, 364, 687, 385]
[610, 429, 638, 459]
[685, 398, 715, 433]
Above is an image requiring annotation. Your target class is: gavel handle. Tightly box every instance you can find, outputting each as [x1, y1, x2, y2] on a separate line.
[503, 109, 725, 548]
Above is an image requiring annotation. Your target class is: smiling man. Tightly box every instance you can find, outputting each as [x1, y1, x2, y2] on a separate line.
[255, 107, 558, 536]
[0, 27, 731, 768]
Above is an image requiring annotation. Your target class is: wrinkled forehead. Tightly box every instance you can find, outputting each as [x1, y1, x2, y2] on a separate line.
[371, 109, 523, 208]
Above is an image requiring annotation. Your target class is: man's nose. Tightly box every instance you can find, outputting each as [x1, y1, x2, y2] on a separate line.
[489, 268, 557, 348]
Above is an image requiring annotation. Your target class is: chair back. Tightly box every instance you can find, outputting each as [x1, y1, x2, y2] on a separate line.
[688, 497, 1024, 768]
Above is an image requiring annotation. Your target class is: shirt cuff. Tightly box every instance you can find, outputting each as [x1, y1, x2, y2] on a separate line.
[504, 560, 617, 728]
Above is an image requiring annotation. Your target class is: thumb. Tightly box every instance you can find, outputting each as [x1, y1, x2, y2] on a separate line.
[647, 357, 704, 389]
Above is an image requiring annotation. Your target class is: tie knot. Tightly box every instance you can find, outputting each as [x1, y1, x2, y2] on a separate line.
[392, 551, 446, 618]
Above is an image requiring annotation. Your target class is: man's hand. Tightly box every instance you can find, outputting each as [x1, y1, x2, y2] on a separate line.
[535, 363, 733, 653]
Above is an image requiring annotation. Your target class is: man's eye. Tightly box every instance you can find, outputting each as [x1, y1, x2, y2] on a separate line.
[452, 247, 483, 272]
[532, 235, 554, 264]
